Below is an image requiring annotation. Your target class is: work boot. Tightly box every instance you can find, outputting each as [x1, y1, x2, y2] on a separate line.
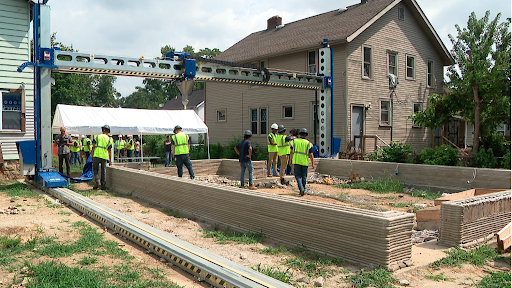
[280, 178, 284, 185]
[93, 185, 99, 190]
[248, 184, 258, 190]
[101, 186, 107, 190]
[299, 190, 304, 196]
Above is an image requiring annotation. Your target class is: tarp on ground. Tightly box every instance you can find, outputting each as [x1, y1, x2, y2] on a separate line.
[52, 104, 208, 135]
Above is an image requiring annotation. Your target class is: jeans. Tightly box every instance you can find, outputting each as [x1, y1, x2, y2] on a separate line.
[127, 149, 133, 162]
[240, 160, 253, 186]
[165, 151, 172, 167]
[70, 151, 81, 165]
[294, 164, 308, 192]
[175, 154, 194, 179]
[93, 157, 107, 187]
[58, 153, 71, 176]
[135, 150, 140, 162]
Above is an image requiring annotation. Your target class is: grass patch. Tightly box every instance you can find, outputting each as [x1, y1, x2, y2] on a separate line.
[200, 228, 265, 244]
[345, 267, 397, 288]
[425, 272, 453, 282]
[260, 245, 290, 255]
[430, 245, 499, 268]
[0, 181, 39, 198]
[58, 210, 72, 216]
[409, 189, 443, 200]
[253, 264, 294, 284]
[476, 271, 511, 288]
[77, 256, 98, 265]
[389, 202, 415, 208]
[336, 178, 403, 194]
[163, 209, 185, 218]
[141, 209, 150, 214]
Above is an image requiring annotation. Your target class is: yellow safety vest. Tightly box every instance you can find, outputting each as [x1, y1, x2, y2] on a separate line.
[291, 138, 312, 166]
[115, 139, 125, 150]
[70, 139, 80, 152]
[126, 139, 134, 150]
[277, 134, 290, 156]
[93, 134, 112, 160]
[267, 132, 278, 152]
[172, 133, 189, 155]
[82, 138, 91, 152]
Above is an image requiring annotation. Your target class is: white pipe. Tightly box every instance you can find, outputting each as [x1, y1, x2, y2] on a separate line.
[207, 132, 210, 159]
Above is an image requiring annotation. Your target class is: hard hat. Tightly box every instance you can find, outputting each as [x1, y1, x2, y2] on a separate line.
[102, 124, 110, 131]
[277, 125, 286, 133]
[243, 130, 252, 136]
[119, 134, 123, 138]
[71, 134, 78, 137]
[270, 123, 278, 130]
[81, 135, 85, 138]
[299, 128, 308, 135]
[127, 135, 132, 138]
[174, 125, 182, 131]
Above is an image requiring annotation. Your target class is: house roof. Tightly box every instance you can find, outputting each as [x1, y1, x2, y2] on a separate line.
[160, 89, 205, 110]
[216, 0, 453, 66]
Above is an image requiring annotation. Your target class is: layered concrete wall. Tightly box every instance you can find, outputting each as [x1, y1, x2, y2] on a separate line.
[148, 159, 267, 179]
[439, 191, 511, 247]
[316, 159, 511, 191]
[107, 166, 415, 269]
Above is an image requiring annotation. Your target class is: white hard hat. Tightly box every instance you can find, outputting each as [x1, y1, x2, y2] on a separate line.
[271, 123, 278, 129]
[81, 135, 85, 138]
[119, 135, 123, 137]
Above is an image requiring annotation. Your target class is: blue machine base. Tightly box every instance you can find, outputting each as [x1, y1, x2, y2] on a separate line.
[36, 171, 69, 188]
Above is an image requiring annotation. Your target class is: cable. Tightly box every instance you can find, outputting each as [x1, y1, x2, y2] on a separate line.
[467, 168, 477, 184]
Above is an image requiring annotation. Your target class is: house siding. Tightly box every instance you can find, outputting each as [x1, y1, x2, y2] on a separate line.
[0, 0, 34, 160]
[346, 4, 444, 152]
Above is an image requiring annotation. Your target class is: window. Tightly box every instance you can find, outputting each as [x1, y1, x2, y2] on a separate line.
[388, 52, 397, 76]
[406, 55, 415, 79]
[282, 105, 294, 119]
[413, 102, 422, 127]
[216, 109, 226, 121]
[0, 90, 23, 131]
[398, 7, 405, 21]
[380, 100, 391, 126]
[363, 46, 372, 78]
[308, 51, 316, 74]
[250, 107, 268, 135]
[427, 61, 434, 87]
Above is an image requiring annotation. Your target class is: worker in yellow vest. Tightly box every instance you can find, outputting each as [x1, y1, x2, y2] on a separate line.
[276, 125, 292, 185]
[267, 123, 279, 177]
[171, 125, 195, 179]
[115, 135, 125, 161]
[126, 135, 135, 162]
[289, 128, 315, 196]
[69, 134, 82, 165]
[82, 135, 92, 161]
[91, 125, 113, 190]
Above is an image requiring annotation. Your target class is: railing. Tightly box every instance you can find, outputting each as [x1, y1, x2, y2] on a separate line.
[353, 135, 390, 153]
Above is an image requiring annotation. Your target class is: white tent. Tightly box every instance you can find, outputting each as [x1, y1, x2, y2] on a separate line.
[52, 104, 210, 159]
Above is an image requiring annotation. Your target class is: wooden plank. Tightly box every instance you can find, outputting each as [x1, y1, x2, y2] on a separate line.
[497, 222, 511, 252]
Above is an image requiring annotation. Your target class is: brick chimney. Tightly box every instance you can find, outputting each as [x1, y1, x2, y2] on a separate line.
[267, 16, 282, 29]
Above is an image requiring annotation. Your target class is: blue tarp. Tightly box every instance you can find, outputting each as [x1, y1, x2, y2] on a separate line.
[58, 154, 93, 183]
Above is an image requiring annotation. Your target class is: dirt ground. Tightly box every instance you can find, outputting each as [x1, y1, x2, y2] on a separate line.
[0, 174, 509, 288]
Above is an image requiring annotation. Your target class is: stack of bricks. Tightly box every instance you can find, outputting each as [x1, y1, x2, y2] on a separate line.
[439, 190, 511, 247]
[107, 166, 415, 269]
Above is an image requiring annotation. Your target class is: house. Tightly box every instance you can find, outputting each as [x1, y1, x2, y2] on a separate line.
[160, 89, 205, 143]
[0, 0, 35, 161]
[205, 0, 453, 153]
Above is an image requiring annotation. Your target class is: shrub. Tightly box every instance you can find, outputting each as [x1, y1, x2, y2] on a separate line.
[142, 135, 166, 159]
[418, 145, 461, 166]
[473, 148, 498, 168]
[502, 150, 511, 169]
[372, 141, 412, 163]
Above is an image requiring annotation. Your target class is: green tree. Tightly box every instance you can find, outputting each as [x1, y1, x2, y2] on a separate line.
[411, 11, 511, 153]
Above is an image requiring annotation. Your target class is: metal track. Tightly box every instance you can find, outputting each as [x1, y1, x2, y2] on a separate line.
[46, 187, 294, 288]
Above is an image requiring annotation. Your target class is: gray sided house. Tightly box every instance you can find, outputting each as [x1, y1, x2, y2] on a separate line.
[0, 0, 34, 160]
[205, 0, 453, 153]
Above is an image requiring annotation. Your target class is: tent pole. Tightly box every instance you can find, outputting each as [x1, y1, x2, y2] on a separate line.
[207, 132, 210, 159]
[139, 132, 143, 162]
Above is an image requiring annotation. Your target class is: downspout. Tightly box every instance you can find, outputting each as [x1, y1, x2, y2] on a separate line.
[330, 46, 334, 154]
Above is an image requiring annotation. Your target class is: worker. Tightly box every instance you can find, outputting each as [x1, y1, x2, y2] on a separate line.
[267, 123, 279, 177]
[171, 125, 195, 179]
[115, 135, 125, 161]
[55, 126, 73, 176]
[69, 134, 81, 165]
[91, 124, 113, 190]
[126, 135, 135, 162]
[234, 130, 257, 190]
[82, 135, 92, 162]
[276, 125, 292, 185]
[164, 135, 172, 167]
[289, 128, 315, 196]
[134, 137, 140, 161]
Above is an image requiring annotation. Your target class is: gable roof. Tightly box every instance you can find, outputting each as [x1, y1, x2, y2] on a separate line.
[217, 0, 453, 66]
[160, 89, 205, 110]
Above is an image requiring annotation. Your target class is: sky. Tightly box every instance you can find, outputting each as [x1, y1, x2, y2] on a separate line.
[48, 0, 511, 97]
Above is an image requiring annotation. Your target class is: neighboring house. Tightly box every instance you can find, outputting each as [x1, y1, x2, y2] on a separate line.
[160, 89, 205, 143]
[0, 0, 34, 161]
[205, 0, 453, 153]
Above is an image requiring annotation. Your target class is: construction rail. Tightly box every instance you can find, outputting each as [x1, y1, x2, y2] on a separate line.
[52, 50, 325, 90]
[46, 187, 294, 288]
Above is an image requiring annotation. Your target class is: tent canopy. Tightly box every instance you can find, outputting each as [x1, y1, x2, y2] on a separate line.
[52, 104, 208, 135]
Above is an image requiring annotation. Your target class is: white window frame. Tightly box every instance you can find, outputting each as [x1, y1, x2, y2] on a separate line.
[387, 51, 398, 77]
[427, 60, 434, 88]
[379, 99, 391, 126]
[412, 102, 422, 127]
[398, 7, 405, 21]
[216, 109, 226, 122]
[281, 104, 294, 119]
[249, 107, 268, 135]
[0, 90, 24, 132]
[362, 45, 372, 79]
[308, 51, 317, 74]
[406, 54, 415, 80]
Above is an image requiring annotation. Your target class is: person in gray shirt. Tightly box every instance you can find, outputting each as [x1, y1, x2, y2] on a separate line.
[55, 126, 73, 176]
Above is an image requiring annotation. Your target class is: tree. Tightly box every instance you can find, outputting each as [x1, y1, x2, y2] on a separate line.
[411, 11, 511, 153]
